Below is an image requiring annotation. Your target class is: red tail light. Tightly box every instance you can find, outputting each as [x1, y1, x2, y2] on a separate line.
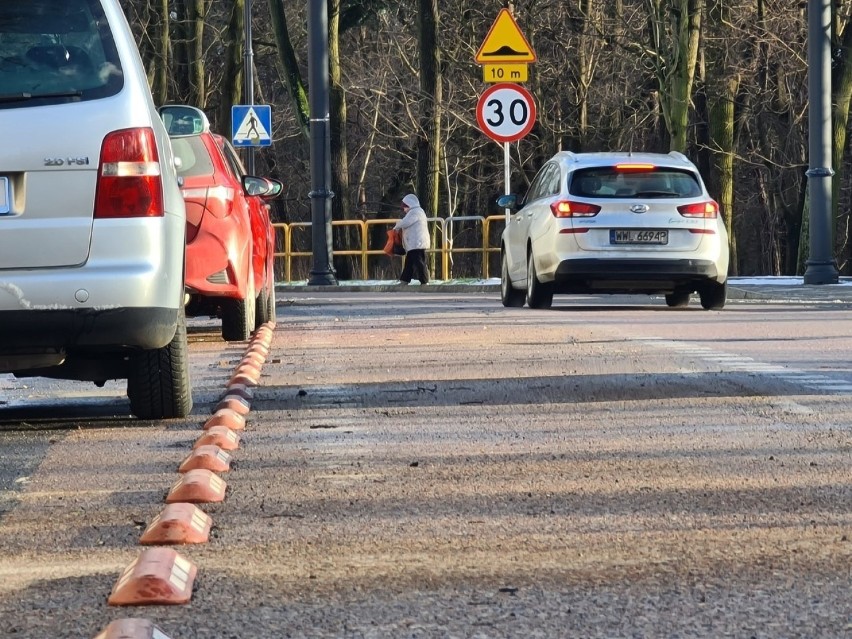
[551, 200, 601, 218]
[94, 128, 164, 218]
[677, 200, 719, 218]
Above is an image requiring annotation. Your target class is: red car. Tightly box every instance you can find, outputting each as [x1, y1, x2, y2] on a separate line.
[159, 105, 281, 341]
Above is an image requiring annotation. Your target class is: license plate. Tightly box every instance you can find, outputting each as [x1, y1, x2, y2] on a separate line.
[610, 229, 668, 245]
[0, 177, 9, 215]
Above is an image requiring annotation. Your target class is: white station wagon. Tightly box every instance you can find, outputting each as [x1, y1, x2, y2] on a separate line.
[499, 151, 730, 310]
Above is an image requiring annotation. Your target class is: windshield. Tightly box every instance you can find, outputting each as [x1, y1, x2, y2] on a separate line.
[0, 0, 123, 109]
[569, 167, 703, 198]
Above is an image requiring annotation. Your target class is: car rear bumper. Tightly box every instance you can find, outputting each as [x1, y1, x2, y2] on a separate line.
[185, 233, 243, 299]
[553, 258, 723, 293]
[0, 307, 178, 354]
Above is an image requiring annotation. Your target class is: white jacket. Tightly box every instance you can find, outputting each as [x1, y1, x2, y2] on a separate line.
[394, 196, 430, 251]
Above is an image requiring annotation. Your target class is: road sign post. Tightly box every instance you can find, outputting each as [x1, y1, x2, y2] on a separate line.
[474, 9, 536, 219]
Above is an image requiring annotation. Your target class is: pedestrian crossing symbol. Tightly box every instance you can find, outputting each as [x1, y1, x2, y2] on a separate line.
[231, 105, 272, 147]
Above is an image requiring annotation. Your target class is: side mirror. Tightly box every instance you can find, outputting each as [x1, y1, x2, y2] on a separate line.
[158, 104, 210, 137]
[243, 176, 283, 199]
[496, 194, 518, 210]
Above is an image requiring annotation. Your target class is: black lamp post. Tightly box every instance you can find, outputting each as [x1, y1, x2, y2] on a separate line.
[243, 0, 255, 175]
[306, 0, 337, 285]
[804, 0, 839, 284]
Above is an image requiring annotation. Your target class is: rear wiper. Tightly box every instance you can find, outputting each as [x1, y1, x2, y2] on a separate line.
[0, 90, 83, 103]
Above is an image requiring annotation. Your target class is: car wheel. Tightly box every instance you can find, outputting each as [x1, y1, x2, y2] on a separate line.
[526, 251, 553, 309]
[665, 290, 691, 308]
[127, 305, 193, 420]
[222, 274, 256, 341]
[255, 273, 276, 326]
[699, 281, 727, 310]
[501, 251, 525, 307]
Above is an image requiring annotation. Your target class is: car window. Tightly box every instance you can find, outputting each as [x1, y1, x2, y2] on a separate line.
[523, 163, 559, 205]
[0, 0, 123, 108]
[218, 138, 248, 179]
[569, 167, 703, 198]
[171, 136, 215, 178]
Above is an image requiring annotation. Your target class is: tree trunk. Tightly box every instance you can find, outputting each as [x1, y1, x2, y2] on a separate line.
[217, 0, 244, 135]
[189, 0, 207, 108]
[647, 0, 703, 153]
[267, 0, 309, 138]
[329, 0, 356, 279]
[416, 0, 442, 218]
[705, 0, 739, 274]
[151, 0, 170, 105]
[832, 7, 852, 272]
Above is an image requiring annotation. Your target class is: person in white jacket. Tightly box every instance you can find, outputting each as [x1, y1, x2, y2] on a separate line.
[394, 193, 430, 284]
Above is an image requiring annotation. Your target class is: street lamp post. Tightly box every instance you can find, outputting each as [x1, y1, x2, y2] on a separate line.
[306, 0, 337, 285]
[243, 0, 255, 175]
[804, 0, 839, 284]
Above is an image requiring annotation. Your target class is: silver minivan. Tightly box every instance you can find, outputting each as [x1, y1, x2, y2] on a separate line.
[0, 0, 192, 419]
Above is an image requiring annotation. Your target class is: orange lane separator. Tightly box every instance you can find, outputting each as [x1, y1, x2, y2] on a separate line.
[93, 618, 174, 639]
[178, 445, 232, 473]
[203, 408, 246, 432]
[165, 469, 227, 504]
[240, 352, 266, 368]
[223, 383, 254, 401]
[228, 366, 260, 387]
[253, 331, 273, 350]
[227, 371, 259, 388]
[139, 503, 212, 545]
[108, 548, 197, 606]
[214, 395, 251, 415]
[246, 343, 270, 358]
[194, 425, 241, 451]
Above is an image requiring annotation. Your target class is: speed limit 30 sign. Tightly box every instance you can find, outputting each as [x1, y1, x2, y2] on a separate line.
[476, 83, 536, 143]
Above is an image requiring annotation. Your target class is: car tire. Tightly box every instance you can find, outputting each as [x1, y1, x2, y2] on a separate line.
[665, 290, 691, 308]
[699, 281, 727, 310]
[222, 274, 256, 341]
[255, 273, 276, 326]
[526, 252, 553, 309]
[501, 252, 525, 307]
[127, 305, 193, 420]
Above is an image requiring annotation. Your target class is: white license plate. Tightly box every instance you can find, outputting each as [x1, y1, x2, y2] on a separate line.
[0, 177, 9, 215]
[611, 229, 668, 245]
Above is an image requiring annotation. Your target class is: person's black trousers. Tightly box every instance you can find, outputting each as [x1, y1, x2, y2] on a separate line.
[400, 249, 429, 284]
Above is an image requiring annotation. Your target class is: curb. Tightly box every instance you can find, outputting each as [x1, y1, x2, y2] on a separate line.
[275, 283, 852, 303]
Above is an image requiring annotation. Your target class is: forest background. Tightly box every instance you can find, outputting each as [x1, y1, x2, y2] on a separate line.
[124, 0, 852, 280]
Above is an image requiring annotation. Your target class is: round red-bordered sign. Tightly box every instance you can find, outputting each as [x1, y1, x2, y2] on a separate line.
[476, 83, 537, 143]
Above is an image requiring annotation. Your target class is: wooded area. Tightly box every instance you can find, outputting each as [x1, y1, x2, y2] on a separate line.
[123, 0, 852, 278]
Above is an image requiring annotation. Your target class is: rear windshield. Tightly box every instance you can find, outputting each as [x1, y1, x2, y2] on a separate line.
[0, 0, 123, 109]
[171, 136, 215, 178]
[569, 167, 703, 198]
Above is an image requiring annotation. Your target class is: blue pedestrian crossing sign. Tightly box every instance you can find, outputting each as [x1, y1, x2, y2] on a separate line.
[231, 104, 272, 147]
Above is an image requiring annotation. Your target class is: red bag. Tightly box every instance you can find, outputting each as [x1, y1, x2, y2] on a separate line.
[383, 229, 405, 256]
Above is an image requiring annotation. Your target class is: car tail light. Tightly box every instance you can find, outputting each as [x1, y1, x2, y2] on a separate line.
[614, 163, 656, 172]
[551, 200, 601, 218]
[677, 200, 719, 218]
[94, 128, 164, 218]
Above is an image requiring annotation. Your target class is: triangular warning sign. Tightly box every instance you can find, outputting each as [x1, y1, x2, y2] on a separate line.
[234, 107, 271, 144]
[475, 9, 536, 64]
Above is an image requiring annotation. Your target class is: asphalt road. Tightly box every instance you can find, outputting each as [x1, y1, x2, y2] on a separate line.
[1, 289, 851, 638]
